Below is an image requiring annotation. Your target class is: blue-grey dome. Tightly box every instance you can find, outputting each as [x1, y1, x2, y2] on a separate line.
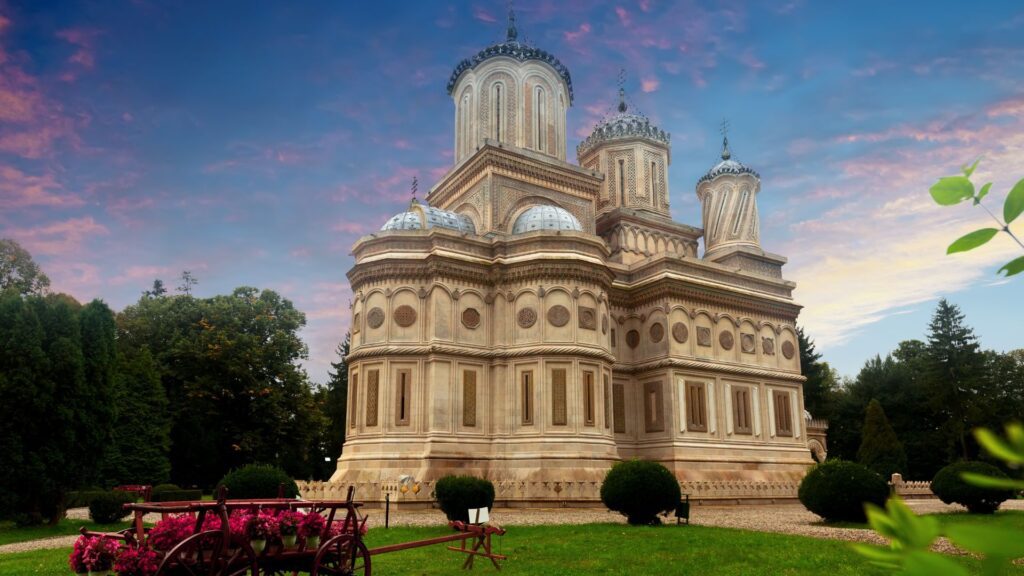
[576, 89, 669, 160]
[697, 137, 759, 184]
[511, 205, 582, 234]
[381, 204, 476, 234]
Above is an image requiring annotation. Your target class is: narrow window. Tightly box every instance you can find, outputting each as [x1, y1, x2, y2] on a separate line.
[463, 370, 477, 427]
[494, 84, 502, 142]
[551, 368, 567, 425]
[521, 371, 534, 425]
[365, 370, 379, 427]
[732, 189, 750, 235]
[775, 390, 793, 437]
[686, 382, 707, 432]
[714, 191, 730, 239]
[644, 381, 663, 432]
[733, 387, 752, 435]
[535, 86, 545, 151]
[613, 383, 626, 433]
[618, 159, 626, 206]
[603, 375, 611, 429]
[461, 94, 470, 156]
[611, 328, 617, 348]
[349, 373, 359, 429]
[583, 371, 595, 426]
[395, 369, 411, 426]
[650, 161, 657, 199]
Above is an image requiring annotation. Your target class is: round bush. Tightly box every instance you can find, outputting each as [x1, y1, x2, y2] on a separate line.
[931, 461, 1014, 514]
[217, 464, 299, 499]
[434, 475, 495, 523]
[798, 460, 888, 522]
[600, 459, 681, 525]
[151, 483, 180, 495]
[89, 491, 135, 524]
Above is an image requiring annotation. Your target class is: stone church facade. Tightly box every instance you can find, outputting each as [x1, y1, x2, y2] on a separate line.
[300, 13, 826, 505]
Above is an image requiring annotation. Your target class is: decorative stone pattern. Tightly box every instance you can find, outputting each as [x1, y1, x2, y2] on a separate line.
[517, 307, 538, 329]
[578, 306, 596, 330]
[463, 371, 477, 427]
[762, 337, 776, 356]
[649, 322, 664, 343]
[672, 322, 689, 344]
[782, 340, 796, 360]
[625, 330, 640, 349]
[697, 326, 712, 347]
[365, 371, 379, 427]
[462, 308, 481, 329]
[719, 331, 734, 350]
[741, 333, 755, 354]
[547, 305, 570, 327]
[366, 308, 385, 329]
[394, 305, 418, 328]
[601, 315, 608, 335]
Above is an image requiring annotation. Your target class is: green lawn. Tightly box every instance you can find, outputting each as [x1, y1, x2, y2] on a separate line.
[2, 522, 1019, 576]
[0, 519, 132, 546]
[933, 509, 1024, 531]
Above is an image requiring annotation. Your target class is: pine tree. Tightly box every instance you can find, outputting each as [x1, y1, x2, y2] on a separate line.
[798, 327, 835, 419]
[323, 335, 350, 464]
[103, 349, 171, 485]
[857, 399, 907, 479]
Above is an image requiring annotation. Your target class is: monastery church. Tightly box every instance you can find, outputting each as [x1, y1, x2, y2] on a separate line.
[300, 11, 827, 505]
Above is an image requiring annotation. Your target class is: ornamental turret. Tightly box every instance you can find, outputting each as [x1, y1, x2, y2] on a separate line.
[696, 135, 761, 259]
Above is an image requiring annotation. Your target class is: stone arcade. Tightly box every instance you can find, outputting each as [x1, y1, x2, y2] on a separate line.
[300, 12, 827, 505]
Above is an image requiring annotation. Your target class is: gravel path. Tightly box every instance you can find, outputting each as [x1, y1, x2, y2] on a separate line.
[3, 500, 1021, 556]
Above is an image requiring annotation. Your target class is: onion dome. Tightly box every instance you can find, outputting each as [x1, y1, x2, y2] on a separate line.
[511, 205, 582, 234]
[381, 203, 476, 234]
[576, 88, 670, 159]
[446, 8, 574, 104]
[698, 136, 760, 184]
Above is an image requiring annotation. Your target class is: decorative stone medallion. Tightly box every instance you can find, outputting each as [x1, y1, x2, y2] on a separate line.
[578, 306, 596, 330]
[601, 315, 609, 335]
[367, 307, 385, 329]
[782, 340, 796, 359]
[762, 336, 776, 355]
[352, 313, 361, 333]
[719, 331, 734, 350]
[393, 305, 417, 328]
[547, 305, 570, 328]
[462, 308, 481, 329]
[649, 322, 664, 343]
[697, 326, 712, 347]
[626, 329, 640, 349]
[672, 322, 689, 344]
[517, 307, 537, 329]
[741, 333, 755, 354]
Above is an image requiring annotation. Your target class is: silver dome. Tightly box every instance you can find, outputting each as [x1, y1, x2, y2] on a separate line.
[697, 137, 759, 184]
[381, 203, 476, 234]
[511, 205, 583, 234]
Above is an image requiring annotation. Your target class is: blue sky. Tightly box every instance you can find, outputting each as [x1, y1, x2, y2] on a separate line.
[1, 0, 1022, 384]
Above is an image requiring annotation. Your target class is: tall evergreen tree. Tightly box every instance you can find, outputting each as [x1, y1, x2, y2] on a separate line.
[323, 335, 350, 466]
[857, 399, 907, 479]
[103, 348, 171, 485]
[798, 327, 835, 419]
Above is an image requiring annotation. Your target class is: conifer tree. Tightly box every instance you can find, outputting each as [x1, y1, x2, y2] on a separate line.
[857, 399, 907, 479]
[798, 327, 835, 419]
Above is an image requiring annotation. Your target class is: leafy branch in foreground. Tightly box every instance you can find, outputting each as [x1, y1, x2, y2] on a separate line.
[930, 160, 1024, 276]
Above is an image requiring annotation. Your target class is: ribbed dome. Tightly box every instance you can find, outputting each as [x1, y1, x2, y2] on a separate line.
[576, 91, 669, 160]
[698, 138, 759, 184]
[381, 204, 476, 234]
[511, 205, 582, 234]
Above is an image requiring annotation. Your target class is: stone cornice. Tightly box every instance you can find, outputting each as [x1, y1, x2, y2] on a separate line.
[615, 356, 806, 382]
[347, 343, 616, 364]
[596, 207, 703, 241]
[609, 276, 801, 321]
[612, 256, 796, 299]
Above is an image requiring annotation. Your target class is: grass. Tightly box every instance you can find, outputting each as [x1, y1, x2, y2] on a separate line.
[933, 509, 1024, 531]
[0, 519, 132, 546]
[2, 522, 1020, 576]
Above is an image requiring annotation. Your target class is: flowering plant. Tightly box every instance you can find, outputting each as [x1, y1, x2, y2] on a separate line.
[83, 535, 119, 571]
[69, 535, 90, 573]
[114, 547, 160, 576]
[326, 518, 367, 537]
[245, 513, 276, 540]
[277, 511, 302, 536]
[298, 512, 326, 538]
[147, 515, 196, 551]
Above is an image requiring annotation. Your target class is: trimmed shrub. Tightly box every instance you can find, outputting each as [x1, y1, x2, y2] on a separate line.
[798, 460, 888, 522]
[217, 464, 299, 500]
[600, 459, 681, 525]
[66, 490, 107, 509]
[931, 461, 1014, 514]
[435, 475, 495, 523]
[857, 399, 907, 479]
[151, 489, 203, 503]
[150, 484, 180, 497]
[89, 491, 135, 524]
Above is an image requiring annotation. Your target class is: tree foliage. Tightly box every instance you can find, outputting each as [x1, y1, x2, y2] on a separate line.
[857, 399, 907, 479]
[317, 335, 350, 479]
[0, 238, 50, 296]
[798, 327, 837, 420]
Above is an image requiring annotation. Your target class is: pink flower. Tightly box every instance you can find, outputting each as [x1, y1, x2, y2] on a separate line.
[277, 511, 302, 536]
[147, 515, 195, 551]
[298, 511, 326, 538]
[69, 535, 91, 572]
[114, 547, 160, 576]
[245, 513, 276, 540]
[82, 535, 119, 571]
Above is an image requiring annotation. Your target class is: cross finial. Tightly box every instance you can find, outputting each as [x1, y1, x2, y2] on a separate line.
[410, 176, 419, 205]
[506, 2, 518, 42]
[617, 68, 627, 113]
[720, 119, 731, 160]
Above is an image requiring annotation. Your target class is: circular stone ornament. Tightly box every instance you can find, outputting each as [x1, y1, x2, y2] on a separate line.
[462, 308, 481, 329]
[366, 307, 385, 329]
[649, 322, 664, 343]
[741, 333, 755, 353]
[671, 322, 688, 344]
[719, 331, 734, 350]
[547, 305, 570, 327]
[782, 340, 796, 359]
[517, 307, 538, 329]
[626, 330, 640, 349]
[393, 305, 417, 327]
[601, 315, 609, 335]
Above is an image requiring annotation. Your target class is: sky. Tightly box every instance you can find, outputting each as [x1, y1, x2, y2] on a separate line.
[1, 0, 1022, 385]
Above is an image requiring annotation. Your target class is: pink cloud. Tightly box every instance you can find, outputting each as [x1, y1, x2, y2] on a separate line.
[615, 6, 632, 27]
[640, 76, 660, 92]
[0, 165, 83, 208]
[6, 216, 110, 256]
[332, 220, 377, 235]
[563, 22, 591, 43]
[109, 265, 172, 286]
[638, 0, 652, 12]
[55, 28, 101, 82]
[739, 50, 765, 71]
[473, 7, 496, 23]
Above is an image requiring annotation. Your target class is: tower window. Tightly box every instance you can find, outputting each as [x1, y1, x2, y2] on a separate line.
[583, 371, 595, 426]
[603, 374, 611, 429]
[551, 368, 567, 426]
[618, 159, 626, 206]
[732, 386, 752, 435]
[714, 191, 730, 239]
[774, 390, 793, 437]
[522, 370, 534, 425]
[686, 381, 707, 432]
[396, 369, 411, 426]
[732, 189, 750, 235]
[650, 161, 657, 200]
[462, 370, 477, 427]
[535, 86, 546, 151]
[494, 84, 502, 142]
[612, 383, 626, 433]
[644, 381, 664, 432]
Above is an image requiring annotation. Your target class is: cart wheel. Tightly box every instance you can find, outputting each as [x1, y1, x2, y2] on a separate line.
[156, 530, 225, 576]
[218, 539, 258, 576]
[311, 534, 371, 576]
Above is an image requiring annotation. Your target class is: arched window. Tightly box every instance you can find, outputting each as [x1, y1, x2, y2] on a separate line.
[460, 94, 470, 157]
[492, 83, 503, 142]
[534, 86, 545, 151]
[618, 159, 626, 206]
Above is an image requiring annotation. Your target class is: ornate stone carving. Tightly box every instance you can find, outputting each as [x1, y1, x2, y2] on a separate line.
[719, 331, 734, 350]
[572, 287, 581, 299]
[672, 322, 688, 344]
[367, 307, 385, 329]
[649, 322, 664, 343]
[697, 326, 712, 347]
[537, 285, 546, 298]
[578, 306, 596, 330]
[601, 315, 609, 335]
[394, 305, 417, 328]
[451, 288, 461, 300]
[462, 308, 481, 329]
[517, 307, 537, 329]
[352, 313, 361, 333]
[626, 330, 640, 349]
[741, 333, 755, 354]
[781, 340, 795, 359]
[547, 305, 570, 328]
[762, 337, 775, 356]
[418, 287, 427, 299]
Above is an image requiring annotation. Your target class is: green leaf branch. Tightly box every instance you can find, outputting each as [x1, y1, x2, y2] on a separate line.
[930, 161, 1024, 276]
